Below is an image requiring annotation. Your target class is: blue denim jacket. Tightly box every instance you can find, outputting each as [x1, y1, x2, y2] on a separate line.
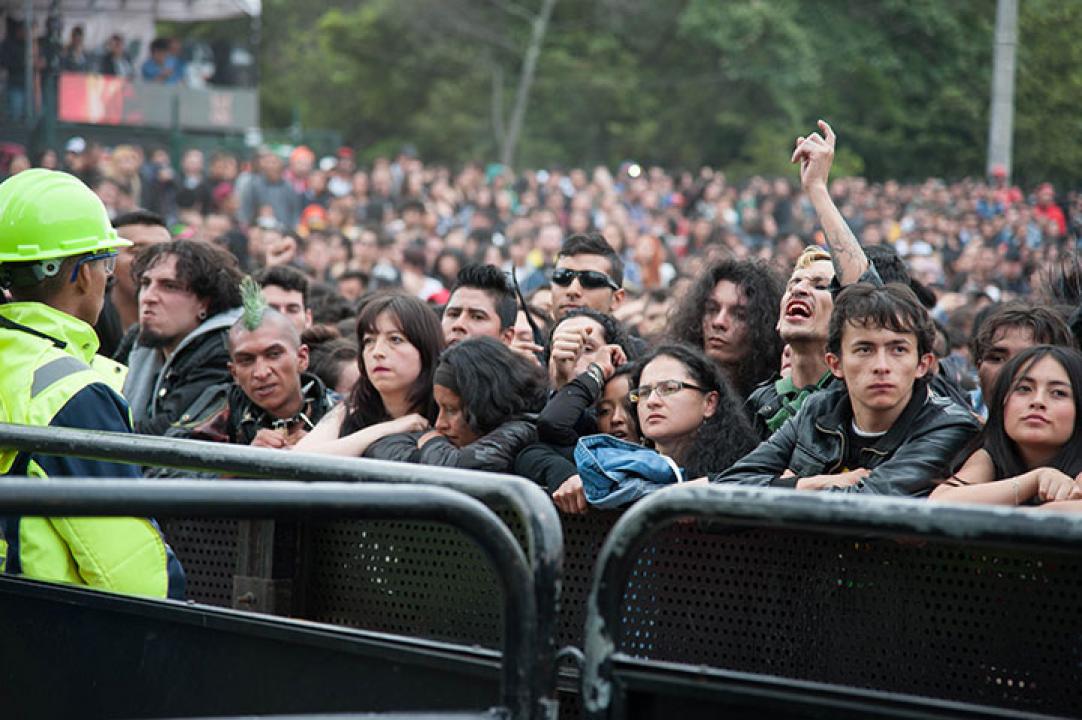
[575, 434, 683, 510]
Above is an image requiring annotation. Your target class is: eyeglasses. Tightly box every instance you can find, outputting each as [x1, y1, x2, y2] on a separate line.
[551, 267, 619, 291]
[69, 251, 118, 282]
[628, 379, 706, 404]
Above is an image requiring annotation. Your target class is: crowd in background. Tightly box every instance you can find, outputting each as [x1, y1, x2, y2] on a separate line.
[5, 127, 1082, 512]
[15, 135, 1077, 347]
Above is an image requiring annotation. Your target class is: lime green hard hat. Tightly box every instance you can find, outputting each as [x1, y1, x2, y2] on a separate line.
[0, 169, 132, 264]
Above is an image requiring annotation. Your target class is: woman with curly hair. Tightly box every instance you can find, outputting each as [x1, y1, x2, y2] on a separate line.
[629, 344, 757, 478]
[569, 343, 757, 511]
[667, 257, 784, 400]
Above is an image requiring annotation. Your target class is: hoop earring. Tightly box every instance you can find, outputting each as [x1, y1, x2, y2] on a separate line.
[198, 310, 207, 321]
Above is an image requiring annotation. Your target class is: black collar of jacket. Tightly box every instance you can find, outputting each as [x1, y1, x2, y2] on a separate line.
[229, 372, 334, 431]
[814, 376, 931, 456]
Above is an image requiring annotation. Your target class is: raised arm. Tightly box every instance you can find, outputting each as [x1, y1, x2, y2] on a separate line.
[792, 120, 869, 285]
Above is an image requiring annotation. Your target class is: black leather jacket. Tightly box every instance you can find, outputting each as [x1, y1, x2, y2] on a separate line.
[365, 419, 538, 473]
[712, 379, 979, 496]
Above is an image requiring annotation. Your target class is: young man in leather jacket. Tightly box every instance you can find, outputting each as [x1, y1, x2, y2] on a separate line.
[713, 283, 980, 496]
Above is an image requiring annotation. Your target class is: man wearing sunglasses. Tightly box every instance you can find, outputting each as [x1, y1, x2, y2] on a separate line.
[550, 233, 626, 320]
[0, 169, 184, 599]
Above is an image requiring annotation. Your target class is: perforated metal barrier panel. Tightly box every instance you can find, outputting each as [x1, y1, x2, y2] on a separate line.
[161, 518, 239, 607]
[614, 523, 1082, 715]
[160, 509, 1082, 717]
[305, 519, 506, 646]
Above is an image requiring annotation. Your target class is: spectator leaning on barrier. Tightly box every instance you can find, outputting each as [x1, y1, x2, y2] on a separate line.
[364, 337, 548, 473]
[121, 239, 243, 435]
[0, 169, 184, 599]
[712, 283, 980, 496]
[296, 292, 443, 458]
[931, 345, 1082, 511]
[163, 279, 337, 449]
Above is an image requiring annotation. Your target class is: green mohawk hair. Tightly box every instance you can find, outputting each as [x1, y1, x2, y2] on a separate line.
[240, 276, 268, 331]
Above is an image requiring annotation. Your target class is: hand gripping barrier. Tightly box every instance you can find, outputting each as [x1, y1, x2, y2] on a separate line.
[0, 422, 563, 720]
[582, 484, 1082, 720]
[0, 478, 535, 719]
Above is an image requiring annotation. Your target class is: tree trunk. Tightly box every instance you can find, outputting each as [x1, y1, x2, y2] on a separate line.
[499, 0, 557, 168]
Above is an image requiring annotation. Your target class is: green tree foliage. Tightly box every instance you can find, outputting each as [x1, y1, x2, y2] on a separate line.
[256, 0, 1081, 184]
[1013, 0, 1082, 188]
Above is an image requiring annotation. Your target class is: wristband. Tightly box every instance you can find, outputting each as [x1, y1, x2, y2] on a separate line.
[586, 362, 606, 387]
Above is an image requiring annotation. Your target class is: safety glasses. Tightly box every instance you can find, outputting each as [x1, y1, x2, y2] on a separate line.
[550, 267, 619, 291]
[69, 250, 118, 282]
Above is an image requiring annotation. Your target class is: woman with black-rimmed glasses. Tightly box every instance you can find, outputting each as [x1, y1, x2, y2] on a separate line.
[628, 344, 756, 478]
[568, 343, 756, 511]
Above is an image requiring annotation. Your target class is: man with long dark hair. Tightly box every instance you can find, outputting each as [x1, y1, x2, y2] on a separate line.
[668, 257, 784, 399]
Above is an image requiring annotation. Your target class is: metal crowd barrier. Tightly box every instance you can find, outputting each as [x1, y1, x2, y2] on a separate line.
[0, 478, 535, 719]
[0, 423, 563, 720]
[582, 484, 1082, 719]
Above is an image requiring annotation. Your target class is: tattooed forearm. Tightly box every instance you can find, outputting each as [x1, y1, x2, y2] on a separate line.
[808, 184, 868, 286]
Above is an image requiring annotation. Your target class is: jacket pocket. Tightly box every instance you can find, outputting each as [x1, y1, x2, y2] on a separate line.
[789, 442, 829, 475]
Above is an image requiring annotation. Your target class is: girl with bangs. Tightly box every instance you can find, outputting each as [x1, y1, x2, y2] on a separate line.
[296, 291, 443, 457]
[931, 345, 1082, 510]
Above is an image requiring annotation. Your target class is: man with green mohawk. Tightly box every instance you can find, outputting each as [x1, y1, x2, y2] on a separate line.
[166, 276, 337, 448]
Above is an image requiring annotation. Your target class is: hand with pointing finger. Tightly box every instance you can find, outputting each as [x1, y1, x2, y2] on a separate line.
[791, 119, 837, 193]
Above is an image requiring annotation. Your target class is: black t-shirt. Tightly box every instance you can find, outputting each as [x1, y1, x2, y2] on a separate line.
[842, 421, 887, 472]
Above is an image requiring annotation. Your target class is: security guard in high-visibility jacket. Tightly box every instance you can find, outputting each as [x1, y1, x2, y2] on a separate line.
[0, 169, 184, 599]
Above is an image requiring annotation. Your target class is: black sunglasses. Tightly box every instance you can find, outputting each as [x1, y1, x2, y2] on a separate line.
[551, 267, 619, 291]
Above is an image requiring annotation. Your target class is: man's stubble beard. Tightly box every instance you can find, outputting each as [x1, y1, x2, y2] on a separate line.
[138, 326, 179, 350]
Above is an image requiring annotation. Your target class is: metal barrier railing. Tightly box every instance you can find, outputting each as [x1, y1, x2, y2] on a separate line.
[0, 478, 535, 719]
[0, 423, 562, 720]
[582, 484, 1082, 719]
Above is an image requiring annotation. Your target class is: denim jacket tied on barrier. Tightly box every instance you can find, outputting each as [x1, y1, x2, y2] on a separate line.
[575, 434, 683, 510]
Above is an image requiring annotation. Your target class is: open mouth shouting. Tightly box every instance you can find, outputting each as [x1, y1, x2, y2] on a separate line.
[784, 298, 813, 321]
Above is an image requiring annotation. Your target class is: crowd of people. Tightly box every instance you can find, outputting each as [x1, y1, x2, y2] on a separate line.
[1, 118, 1082, 600]
[1, 20, 223, 120]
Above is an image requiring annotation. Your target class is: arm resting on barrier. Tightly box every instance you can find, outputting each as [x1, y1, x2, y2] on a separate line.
[931, 449, 1082, 505]
[418, 420, 538, 473]
[294, 404, 430, 458]
[828, 411, 978, 496]
[513, 442, 576, 493]
[710, 413, 798, 486]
